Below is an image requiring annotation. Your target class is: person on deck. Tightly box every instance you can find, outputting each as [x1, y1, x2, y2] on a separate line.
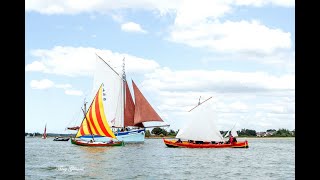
[229, 132, 234, 144]
[176, 139, 182, 143]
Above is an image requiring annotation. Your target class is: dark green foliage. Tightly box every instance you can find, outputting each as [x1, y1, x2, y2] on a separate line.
[238, 129, 257, 137]
[151, 127, 168, 136]
[168, 129, 177, 136]
[266, 129, 276, 132]
[271, 128, 294, 137]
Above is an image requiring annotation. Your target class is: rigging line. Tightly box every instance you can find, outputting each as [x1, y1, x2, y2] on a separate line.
[188, 96, 213, 112]
[95, 53, 125, 81]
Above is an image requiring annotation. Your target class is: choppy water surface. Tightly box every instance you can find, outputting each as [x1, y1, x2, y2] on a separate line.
[25, 138, 294, 179]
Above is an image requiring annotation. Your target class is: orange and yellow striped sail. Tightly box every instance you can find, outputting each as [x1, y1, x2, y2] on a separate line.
[76, 84, 116, 139]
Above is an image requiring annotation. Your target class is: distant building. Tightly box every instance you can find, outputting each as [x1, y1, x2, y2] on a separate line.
[256, 132, 266, 137]
[265, 130, 276, 136]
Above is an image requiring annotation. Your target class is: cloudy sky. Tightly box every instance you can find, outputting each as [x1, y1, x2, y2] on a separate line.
[25, 0, 295, 134]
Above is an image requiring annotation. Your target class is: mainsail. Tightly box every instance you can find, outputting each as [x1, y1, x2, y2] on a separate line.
[93, 55, 124, 128]
[75, 84, 116, 139]
[176, 97, 224, 142]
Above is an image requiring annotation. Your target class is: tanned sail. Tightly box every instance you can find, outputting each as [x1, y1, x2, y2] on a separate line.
[42, 124, 47, 139]
[132, 80, 163, 127]
[75, 84, 116, 139]
[124, 81, 135, 127]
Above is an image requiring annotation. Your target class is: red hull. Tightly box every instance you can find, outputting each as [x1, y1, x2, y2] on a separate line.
[71, 138, 124, 147]
[163, 138, 248, 148]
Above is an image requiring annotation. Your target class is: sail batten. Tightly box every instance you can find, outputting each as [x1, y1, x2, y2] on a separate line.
[132, 80, 163, 126]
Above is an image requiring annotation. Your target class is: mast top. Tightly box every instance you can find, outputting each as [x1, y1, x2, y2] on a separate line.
[122, 57, 126, 81]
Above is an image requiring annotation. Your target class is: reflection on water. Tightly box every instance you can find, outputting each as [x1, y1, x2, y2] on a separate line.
[25, 137, 295, 180]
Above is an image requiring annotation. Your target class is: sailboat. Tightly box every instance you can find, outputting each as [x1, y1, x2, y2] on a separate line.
[70, 84, 124, 147]
[163, 97, 248, 148]
[68, 54, 169, 143]
[42, 124, 47, 139]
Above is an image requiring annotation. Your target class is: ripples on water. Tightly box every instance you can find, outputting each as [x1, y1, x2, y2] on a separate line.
[25, 138, 294, 180]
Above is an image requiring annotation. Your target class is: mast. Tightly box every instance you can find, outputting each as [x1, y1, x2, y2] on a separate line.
[81, 98, 95, 141]
[122, 57, 126, 129]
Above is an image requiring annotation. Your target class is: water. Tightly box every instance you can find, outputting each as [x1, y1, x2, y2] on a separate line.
[25, 137, 294, 180]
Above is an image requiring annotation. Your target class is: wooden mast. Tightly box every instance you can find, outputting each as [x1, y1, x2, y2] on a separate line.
[81, 99, 95, 142]
[122, 57, 126, 130]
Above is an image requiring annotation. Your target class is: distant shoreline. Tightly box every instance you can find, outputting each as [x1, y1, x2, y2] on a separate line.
[146, 136, 295, 139]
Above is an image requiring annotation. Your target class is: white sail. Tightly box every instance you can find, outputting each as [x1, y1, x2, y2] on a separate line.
[92, 55, 124, 128]
[231, 128, 238, 137]
[176, 99, 224, 142]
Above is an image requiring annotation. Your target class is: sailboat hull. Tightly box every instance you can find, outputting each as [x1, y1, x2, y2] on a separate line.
[71, 138, 124, 147]
[78, 129, 145, 143]
[163, 139, 249, 148]
[115, 129, 145, 143]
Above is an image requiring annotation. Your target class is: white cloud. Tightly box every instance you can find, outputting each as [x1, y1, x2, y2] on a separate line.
[26, 46, 160, 77]
[55, 84, 72, 89]
[229, 101, 248, 111]
[201, 51, 295, 73]
[25, 61, 48, 72]
[121, 22, 147, 33]
[111, 14, 124, 23]
[30, 79, 83, 96]
[25, 0, 294, 15]
[234, 0, 294, 7]
[26, 1, 293, 55]
[256, 102, 294, 114]
[169, 20, 291, 54]
[142, 67, 294, 93]
[173, 0, 232, 27]
[65, 89, 83, 96]
[30, 79, 54, 89]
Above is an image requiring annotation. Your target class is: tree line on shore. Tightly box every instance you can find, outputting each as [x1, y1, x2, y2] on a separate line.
[146, 128, 295, 137]
[26, 128, 295, 137]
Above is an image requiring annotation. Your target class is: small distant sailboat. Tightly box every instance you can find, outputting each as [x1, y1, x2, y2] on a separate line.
[42, 124, 47, 139]
[70, 84, 124, 147]
[163, 97, 248, 148]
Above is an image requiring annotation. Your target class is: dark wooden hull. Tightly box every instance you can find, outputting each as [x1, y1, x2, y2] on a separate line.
[71, 138, 124, 147]
[53, 137, 70, 141]
[163, 138, 249, 148]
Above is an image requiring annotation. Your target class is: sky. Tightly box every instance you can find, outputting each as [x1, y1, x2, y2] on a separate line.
[25, 0, 295, 134]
